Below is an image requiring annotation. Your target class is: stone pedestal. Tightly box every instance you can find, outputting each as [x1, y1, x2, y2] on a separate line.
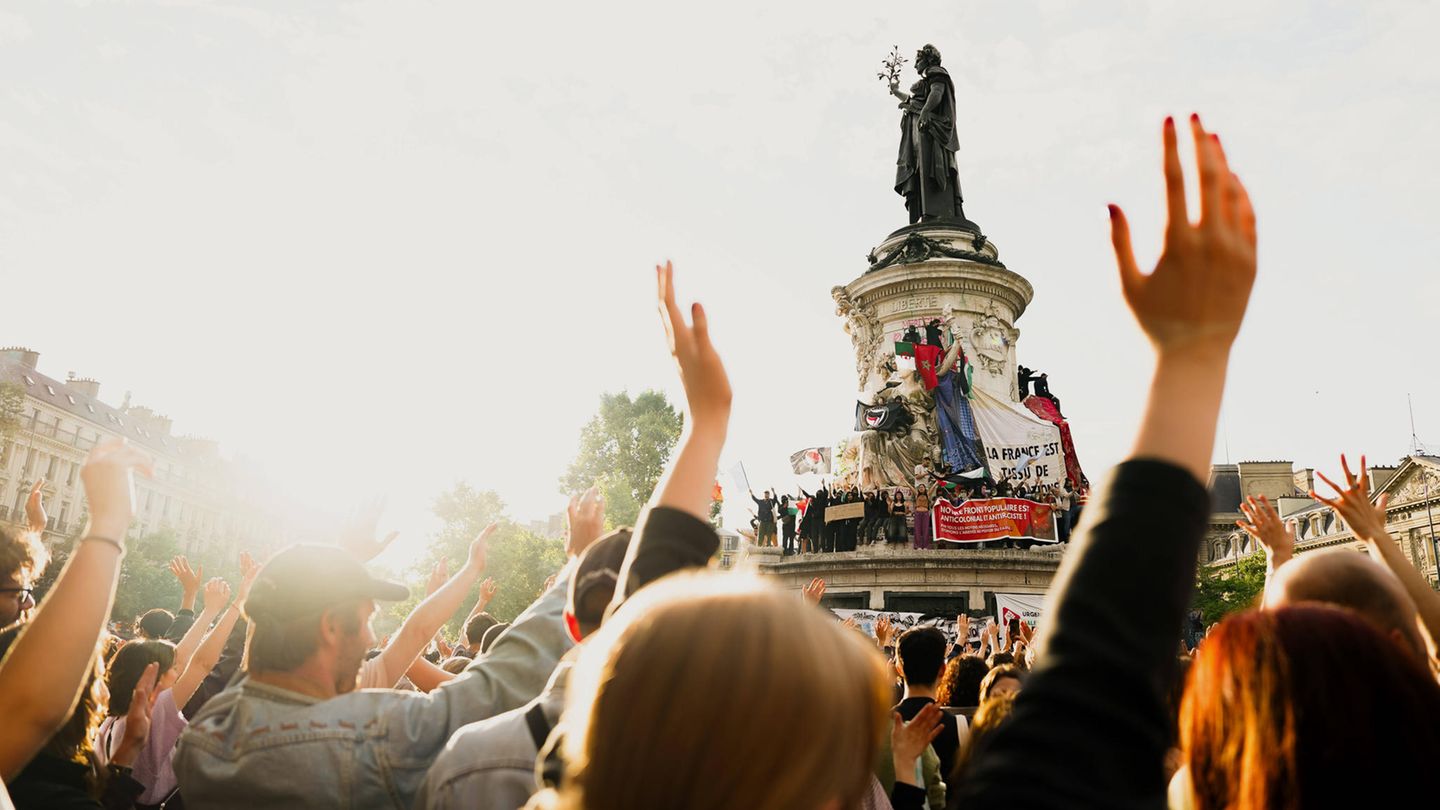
[833, 222, 1034, 404]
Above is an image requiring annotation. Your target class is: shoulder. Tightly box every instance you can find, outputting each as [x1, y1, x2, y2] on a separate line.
[424, 710, 541, 794]
[926, 66, 951, 79]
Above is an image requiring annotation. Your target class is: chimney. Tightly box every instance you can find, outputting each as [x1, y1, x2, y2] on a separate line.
[66, 376, 101, 400]
[0, 347, 39, 369]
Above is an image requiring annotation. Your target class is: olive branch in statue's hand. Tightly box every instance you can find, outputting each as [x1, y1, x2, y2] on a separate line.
[878, 45, 907, 96]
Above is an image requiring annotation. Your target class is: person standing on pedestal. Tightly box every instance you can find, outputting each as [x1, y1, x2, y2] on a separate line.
[779, 495, 797, 555]
[913, 487, 934, 549]
[889, 44, 966, 224]
[750, 489, 777, 548]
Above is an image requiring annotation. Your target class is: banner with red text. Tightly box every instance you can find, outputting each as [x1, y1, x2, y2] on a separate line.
[932, 497, 1059, 544]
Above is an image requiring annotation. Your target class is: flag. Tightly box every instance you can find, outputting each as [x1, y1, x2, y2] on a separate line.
[855, 400, 914, 433]
[913, 344, 943, 390]
[789, 446, 832, 475]
[728, 462, 751, 495]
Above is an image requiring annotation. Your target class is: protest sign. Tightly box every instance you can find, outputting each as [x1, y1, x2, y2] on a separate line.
[932, 497, 1058, 544]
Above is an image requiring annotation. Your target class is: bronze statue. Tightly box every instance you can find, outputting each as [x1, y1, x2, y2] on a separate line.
[885, 44, 967, 225]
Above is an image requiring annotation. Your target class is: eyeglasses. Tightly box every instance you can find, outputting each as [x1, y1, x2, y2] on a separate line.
[0, 587, 36, 603]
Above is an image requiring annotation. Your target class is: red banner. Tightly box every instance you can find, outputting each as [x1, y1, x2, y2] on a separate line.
[932, 497, 1059, 544]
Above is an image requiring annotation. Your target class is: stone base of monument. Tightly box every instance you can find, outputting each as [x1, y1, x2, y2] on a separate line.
[752, 545, 1062, 613]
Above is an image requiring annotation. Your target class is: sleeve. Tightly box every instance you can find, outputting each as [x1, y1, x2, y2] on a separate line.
[613, 506, 720, 605]
[890, 781, 928, 810]
[100, 769, 147, 810]
[164, 609, 196, 643]
[952, 460, 1210, 810]
[385, 575, 574, 765]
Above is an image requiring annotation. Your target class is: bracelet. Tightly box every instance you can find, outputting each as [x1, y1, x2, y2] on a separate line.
[80, 536, 126, 554]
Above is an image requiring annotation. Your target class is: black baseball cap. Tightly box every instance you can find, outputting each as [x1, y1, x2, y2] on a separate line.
[244, 545, 410, 624]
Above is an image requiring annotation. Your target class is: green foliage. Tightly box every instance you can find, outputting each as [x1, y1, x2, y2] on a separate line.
[559, 390, 682, 528]
[112, 530, 184, 624]
[1192, 551, 1268, 626]
[0, 381, 24, 440]
[395, 482, 568, 635]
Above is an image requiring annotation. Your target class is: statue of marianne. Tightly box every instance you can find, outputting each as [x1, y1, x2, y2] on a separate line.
[888, 44, 967, 225]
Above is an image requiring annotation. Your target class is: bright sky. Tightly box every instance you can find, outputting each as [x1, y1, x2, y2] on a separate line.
[4, 1, 1438, 565]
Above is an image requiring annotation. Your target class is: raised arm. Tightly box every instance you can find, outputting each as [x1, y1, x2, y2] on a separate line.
[1314, 454, 1440, 652]
[955, 115, 1256, 809]
[936, 334, 964, 378]
[1237, 495, 1295, 582]
[172, 577, 227, 675]
[172, 553, 259, 709]
[372, 526, 494, 688]
[612, 261, 731, 605]
[0, 439, 153, 779]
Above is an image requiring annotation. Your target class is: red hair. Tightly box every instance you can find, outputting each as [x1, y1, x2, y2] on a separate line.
[1181, 605, 1440, 809]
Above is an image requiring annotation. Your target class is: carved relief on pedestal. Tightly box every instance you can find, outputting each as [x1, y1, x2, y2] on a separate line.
[969, 303, 1016, 376]
[832, 286, 886, 391]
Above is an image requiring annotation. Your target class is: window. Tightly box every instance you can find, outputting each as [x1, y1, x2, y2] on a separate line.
[66, 395, 76, 405]
[45, 385, 56, 396]
[22, 375, 34, 385]
[86, 404, 95, 413]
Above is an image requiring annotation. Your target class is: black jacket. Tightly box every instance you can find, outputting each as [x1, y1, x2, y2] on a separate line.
[952, 460, 1209, 809]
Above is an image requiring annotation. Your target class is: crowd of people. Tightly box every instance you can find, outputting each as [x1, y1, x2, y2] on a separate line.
[0, 115, 1438, 810]
[747, 477, 1084, 554]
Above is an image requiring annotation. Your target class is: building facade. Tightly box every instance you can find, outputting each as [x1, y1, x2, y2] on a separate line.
[1205, 457, 1440, 587]
[0, 347, 292, 562]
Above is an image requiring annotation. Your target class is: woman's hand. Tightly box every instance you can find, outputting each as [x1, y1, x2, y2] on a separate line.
[1237, 495, 1295, 568]
[110, 662, 160, 768]
[657, 260, 732, 434]
[24, 479, 46, 534]
[892, 704, 945, 786]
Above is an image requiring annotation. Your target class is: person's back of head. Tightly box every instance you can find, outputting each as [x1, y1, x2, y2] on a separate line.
[533, 573, 889, 810]
[953, 691, 1018, 782]
[107, 639, 176, 716]
[985, 651, 1014, 670]
[568, 528, 633, 640]
[937, 654, 989, 708]
[978, 663, 1023, 704]
[1264, 549, 1426, 663]
[480, 622, 510, 654]
[136, 608, 175, 640]
[1181, 604, 1440, 809]
[896, 626, 947, 688]
[464, 611, 499, 650]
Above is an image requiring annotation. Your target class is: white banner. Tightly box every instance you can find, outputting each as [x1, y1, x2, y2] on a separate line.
[830, 609, 983, 645]
[727, 461, 751, 497]
[969, 386, 1065, 488]
[993, 592, 1046, 645]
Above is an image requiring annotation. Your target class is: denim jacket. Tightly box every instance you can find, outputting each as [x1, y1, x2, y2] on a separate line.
[173, 570, 574, 810]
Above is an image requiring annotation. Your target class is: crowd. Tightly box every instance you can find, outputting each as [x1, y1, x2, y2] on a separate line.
[0, 115, 1437, 810]
[747, 477, 1083, 554]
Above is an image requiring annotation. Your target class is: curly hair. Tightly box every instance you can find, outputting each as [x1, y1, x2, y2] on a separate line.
[916, 43, 943, 69]
[937, 654, 988, 708]
[0, 525, 49, 584]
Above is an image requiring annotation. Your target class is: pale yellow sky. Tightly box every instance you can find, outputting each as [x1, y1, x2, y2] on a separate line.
[3, 1, 1438, 565]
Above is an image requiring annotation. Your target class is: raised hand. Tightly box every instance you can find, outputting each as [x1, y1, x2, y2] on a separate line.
[1312, 455, 1388, 544]
[80, 438, 154, 543]
[338, 498, 399, 562]
[874, 615, 894, 647]
[956, 613, 972, 646]
[110, 662, 160, 768]
[657, 260, 732, 432]
[1237, 495, 1295, 569]
[24, 478, 46, 534]
[434, 635, 454, 659]
[201, 577, 232, 614]
[801, 577, 826, 605]
[425, 560, 448, 598]
[170, 556, 203, 598]
[1109, 115, 1256, 362]
[840, 615, 859, 632]
[465, 524, 495, 575]
[477, 577, 498, 609]
[236, 551, 261, 604]
[566, 486, 606, 558]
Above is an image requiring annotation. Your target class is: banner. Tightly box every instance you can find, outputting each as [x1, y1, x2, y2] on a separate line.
[933, 497, 1059, 544]
[1022, 395, 1088, 490]
[824, 501, 866, 522]
[969, 385, 1065, 487]
[830, 609, 980, 645]
[789, 446, 832, 475]
[854, 399, 913, 433]
[994, 592, 1046, 632]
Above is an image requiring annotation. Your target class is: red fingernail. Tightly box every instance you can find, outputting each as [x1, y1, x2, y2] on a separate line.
[1190, 113, 1200, 122]
[1164, 115, 1174, 127]
[1106, 203, 1118, 219]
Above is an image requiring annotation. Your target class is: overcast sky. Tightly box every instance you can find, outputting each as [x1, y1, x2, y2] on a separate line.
[4, 1, 1437, 565]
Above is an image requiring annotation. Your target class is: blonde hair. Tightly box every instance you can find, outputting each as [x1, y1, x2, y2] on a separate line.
[532, 573, 890, 810]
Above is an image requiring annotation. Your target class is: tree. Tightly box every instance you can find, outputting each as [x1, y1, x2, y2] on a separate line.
[559, 390, 682, 527]
[111, 530, 184, 624]
[395, 482, 567, 635]
[1191, 551, 1268, 627]
[0, 381, 23, 441]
